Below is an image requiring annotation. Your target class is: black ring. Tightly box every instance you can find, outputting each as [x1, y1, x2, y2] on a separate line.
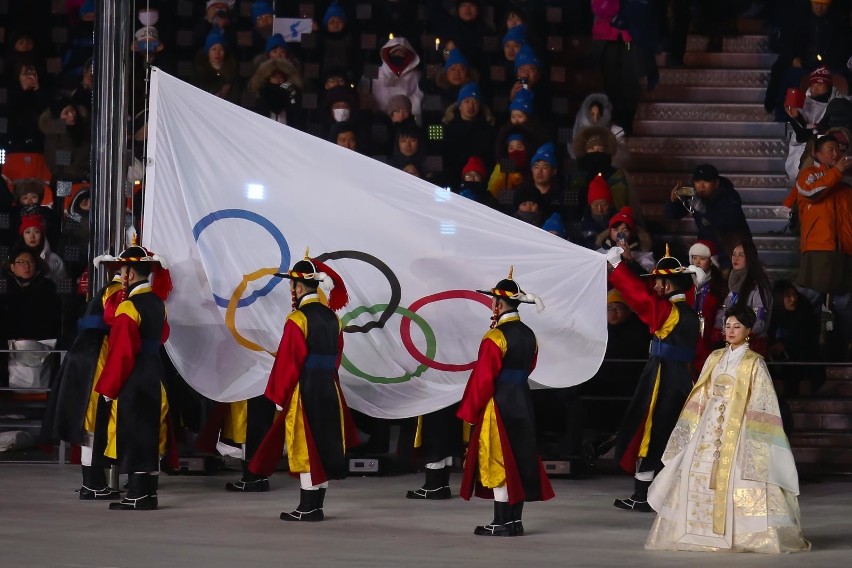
[314, 250, 401, 334]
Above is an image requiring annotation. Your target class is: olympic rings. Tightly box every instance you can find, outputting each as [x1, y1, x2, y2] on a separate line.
[400, 290, 491, 372]
[314, 250, 401, 334]
[340, 304, 435, 384]
[192, 209, 290, 308]
[225, 267, 280, 354]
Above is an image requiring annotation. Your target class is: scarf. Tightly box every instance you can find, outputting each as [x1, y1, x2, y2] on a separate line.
[727, 267, 747, 294]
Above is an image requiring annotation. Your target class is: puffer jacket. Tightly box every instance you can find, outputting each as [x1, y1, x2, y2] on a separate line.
[794, 162, 852, 253]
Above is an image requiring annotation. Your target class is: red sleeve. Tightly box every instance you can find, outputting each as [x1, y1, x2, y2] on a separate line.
[161, 319, 170, 344]
[609, 262, 673, 333]
[264, 318, 308, 407]
[95, 313, 142, 399]
[335, 331, 343, 368]
[457, 338, 503, 424]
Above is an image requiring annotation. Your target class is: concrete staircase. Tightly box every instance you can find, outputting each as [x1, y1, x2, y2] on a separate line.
[628, 33, 798, 279]
[629, 30, 852, 475]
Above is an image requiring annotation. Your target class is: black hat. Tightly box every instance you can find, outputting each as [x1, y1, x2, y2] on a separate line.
[477, 267, 544, 311]
[94, 245, 168, 269]
[642, 245, 694, 278]
[692, 164, 719, 182]
[275, 249, 350, 311]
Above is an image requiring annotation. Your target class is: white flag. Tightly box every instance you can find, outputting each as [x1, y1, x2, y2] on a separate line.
[143, 69, 607, 419]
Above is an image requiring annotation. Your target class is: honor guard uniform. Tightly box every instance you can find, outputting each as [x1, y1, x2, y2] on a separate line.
[249, 253, 359, 521]
[606, 245, 700, 512]
[458, 268, 555, 536]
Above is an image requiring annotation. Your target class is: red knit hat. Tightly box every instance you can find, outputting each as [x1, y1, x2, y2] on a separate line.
[809, 65, 832, 86]
[608, 206, 635, 230]
[462, 156, 487, 178]
[587, 173, 613, 205]
[19, 214, 46, 235]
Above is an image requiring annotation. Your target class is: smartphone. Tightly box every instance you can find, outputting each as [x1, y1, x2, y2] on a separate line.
[676, 186, 695, 197]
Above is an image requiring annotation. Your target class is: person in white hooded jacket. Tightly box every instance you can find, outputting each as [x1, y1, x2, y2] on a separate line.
[359, 36, 424, 125]
[784, 66, 841, 183]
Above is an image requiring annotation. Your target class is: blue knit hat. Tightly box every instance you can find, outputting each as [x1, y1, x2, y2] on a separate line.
[514, 44, 540, 72]
[323, 2, 346, 27]
[457, 82, 481, 105]
[502, 24, 526, 46]
[444, 48, 469, 72]
[252, 1, 273, 21]
[205, 29, 226, 53]
[80, 0, 95, 15]
[531, 142, 556, 167]
[506, 133, 526, 145]
[542, 213, 566, 237]
[266, 33, 287, 53]
[509, 88, 534, 114]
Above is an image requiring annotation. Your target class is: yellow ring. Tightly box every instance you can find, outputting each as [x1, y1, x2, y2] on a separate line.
[225, 267, 281, 355]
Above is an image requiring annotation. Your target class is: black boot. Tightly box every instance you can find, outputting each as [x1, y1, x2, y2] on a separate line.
[613, 478, 654, 512]
[225, 460, 270, 492]
[474, 501, 517, 536]
[109, 473, 157, 510]
[406, 467, 451, 500]
[79, 465, 121, 500]
[280, 488, 324, 522]
[510, 501, 524, 535]
[150, 474, 160, 509]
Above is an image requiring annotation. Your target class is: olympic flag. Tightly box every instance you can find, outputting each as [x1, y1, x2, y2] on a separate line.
[143, 69, 608, 419]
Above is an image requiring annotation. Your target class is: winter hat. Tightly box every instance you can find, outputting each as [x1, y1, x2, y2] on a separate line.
[587, 173, 613, 205]
[509, 88, 534, 114]
[502, 24, 526, 46]
[19, 214, 46, 235]
[462, 156, 487, 178]
[444, 48, 469, 72]
[323, 2, 347, 27]
[457, 82, 481, 105]
[689, 239, 720, 267]
[49, 97, 75, 118]
[386, 94, 412, 116]
[13, 179, 46, 202]
[506, 132, 526, 145]
[207, 0, 235, 10]
[809, 65, 832, 86]
[79, 0, 95, 16]
[692, 163, 719, 182]
[513, 187, 545, 210]
[531, 142, 556, 167]
[607, 288, 626, 305]
[608, 206, 635, 231]
[266, 33, 288, 54]
[514, 44, 540, 72]
[252, 1, 274, 21]
[204, 29, 226, 53]
[542, 213, 566, 238]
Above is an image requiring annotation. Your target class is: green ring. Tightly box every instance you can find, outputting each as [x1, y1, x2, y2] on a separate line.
[340, 304, 436, 384]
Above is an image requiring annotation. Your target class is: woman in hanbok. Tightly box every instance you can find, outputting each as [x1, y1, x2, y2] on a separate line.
[645, 305, 810, 553]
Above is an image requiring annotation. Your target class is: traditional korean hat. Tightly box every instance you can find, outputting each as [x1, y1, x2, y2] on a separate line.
[275, 248, 349, 311]
[477, 266, 544, 312]
[93, 244, 172, 300]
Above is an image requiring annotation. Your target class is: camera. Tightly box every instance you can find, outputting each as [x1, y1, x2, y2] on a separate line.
[676, 186, 695, 197]
[280, 81, 297, 104]
[616, 231, 627, 242]
[517, 76, 529, 89]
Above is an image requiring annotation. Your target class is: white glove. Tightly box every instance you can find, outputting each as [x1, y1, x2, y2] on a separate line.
[103, 395, 113, 402]
[690, 265, 709, 286]
[275, 404, 283, 412]
[605, 246, 624, 268]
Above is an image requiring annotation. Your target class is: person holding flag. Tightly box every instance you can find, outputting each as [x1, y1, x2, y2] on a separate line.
[249, 251, 359, 522]
[457, 268, 554, 537]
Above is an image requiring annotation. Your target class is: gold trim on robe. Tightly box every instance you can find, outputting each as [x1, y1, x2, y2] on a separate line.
[477, 399, 506, 489]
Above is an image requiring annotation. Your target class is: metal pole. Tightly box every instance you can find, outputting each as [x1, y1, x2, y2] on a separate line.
[90, 0, 131, 285]
[90, 0, 132, 491]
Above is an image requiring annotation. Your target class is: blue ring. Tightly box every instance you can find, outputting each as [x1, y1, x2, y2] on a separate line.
[192, 209, 290, 308]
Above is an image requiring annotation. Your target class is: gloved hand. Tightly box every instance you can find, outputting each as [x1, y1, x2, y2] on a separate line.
[275, 404, 283, 412]
[605, 246, 624, 268]
[103, 395, 113, 402]
[689, 265, 709, 286]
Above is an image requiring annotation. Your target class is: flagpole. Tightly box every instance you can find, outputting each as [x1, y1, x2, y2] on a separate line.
[90, 0, 131, 491]
[90, 0, 132, 289]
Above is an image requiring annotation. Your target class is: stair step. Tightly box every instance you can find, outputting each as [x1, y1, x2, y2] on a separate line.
[657, 68, 769, 88]
[646, 203, 791, 220]
[788, 399, 852, 413]
[826, 366, 852, 380]
[628, 155, 785, 173]
[636, 184, 791, 205]
[793, 413, 852, 431]
[683, 52, 777, 69]
[644, 86, 766, 104]
[818, 381, 852, 397]
[685, 35, 771, 54]
[631, 172, 789, 190]
[649, 217, 791, 237]
[633, 120, 785, 137]
[627, 137, 786, 158]
[793, 447, 852, 468]
[635, 102, 772, 122]
[790, 431, 852, 448]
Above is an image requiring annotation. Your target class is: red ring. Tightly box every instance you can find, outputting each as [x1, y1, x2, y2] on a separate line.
[400, 290, 492, 372]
